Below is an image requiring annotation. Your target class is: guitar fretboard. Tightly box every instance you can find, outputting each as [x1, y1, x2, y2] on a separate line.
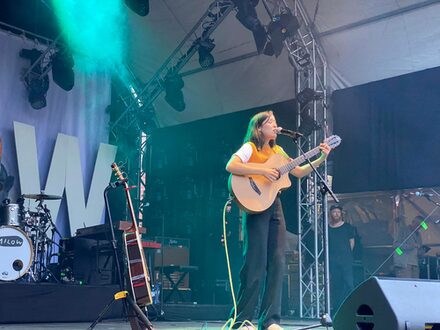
[278, 146, 322, 175]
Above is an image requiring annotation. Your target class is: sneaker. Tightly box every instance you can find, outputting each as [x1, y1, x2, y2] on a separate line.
[267, 324, 284, 330]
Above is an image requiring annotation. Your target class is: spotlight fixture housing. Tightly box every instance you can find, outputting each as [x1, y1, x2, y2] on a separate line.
[51, 49, 75, 91]
[19, 48, 50, 110]
[125, 0, 149, 16]
[198, 38, 215, 69]
[297, 87, 322, 105]
[233, 0, 268, 54]
[267, 11, 300, 57]
[164, 73, 185, 112]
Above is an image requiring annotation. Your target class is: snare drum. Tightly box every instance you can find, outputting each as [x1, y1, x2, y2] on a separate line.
[0, 226, 33, 281]
[0, 204, 21, 226]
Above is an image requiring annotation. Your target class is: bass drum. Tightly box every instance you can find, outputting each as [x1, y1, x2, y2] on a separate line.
[0, 226, 33, 281]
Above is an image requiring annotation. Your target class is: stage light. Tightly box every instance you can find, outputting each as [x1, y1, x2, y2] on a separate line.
[164, 73, 185, 112]
[19, 48, 50, 110]
[51, 49, 75, 91]
[233, 0, 268, 54]
[125, 0, 149, 16]
[198, 39, 215, 69]
[298, 111, 321, 137]
[27, 76, 50, 110]
[136, 106, 157, 133]
[267, 11, 300, 57]
[297, 87, 323, 105]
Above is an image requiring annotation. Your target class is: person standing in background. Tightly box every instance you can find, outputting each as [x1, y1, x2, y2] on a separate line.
[328, 204, 355, 314]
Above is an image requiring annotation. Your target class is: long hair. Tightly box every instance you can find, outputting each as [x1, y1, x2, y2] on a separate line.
[243, 110, 276, 150]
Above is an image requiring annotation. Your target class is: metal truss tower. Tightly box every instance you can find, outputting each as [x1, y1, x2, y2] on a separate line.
[110, 1, 236, 225]
[262, 0, 330, 318]
[291, 0, 329, 318]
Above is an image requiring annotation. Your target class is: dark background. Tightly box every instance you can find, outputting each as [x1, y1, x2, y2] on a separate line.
[332, 66, 440, 193]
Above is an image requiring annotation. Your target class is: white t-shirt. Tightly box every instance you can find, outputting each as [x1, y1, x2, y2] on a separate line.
[234, 142, 289, 163]
[234, 143, 253, 163]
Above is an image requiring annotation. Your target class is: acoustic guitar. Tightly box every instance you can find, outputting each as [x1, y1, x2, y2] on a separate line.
[228, 135, 341, 213]
[111, 163, 153, 307]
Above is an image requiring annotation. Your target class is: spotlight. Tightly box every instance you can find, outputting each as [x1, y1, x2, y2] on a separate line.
[296, 87, 323, 105]
[27, 76, 49, 110]
[198, 38, 215, 69]
[19, 48, 50, 110]
[136, 106, 158, 133]
[164, 72, 185, 112]
[51, 49, 74, 91]
[298, 111, 321, 137]
[267, 11, 300, 57]
[125, 0, 149, 16]
[233, 0, 268, 54]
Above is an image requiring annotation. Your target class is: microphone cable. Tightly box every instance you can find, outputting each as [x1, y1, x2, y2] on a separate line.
[221, 197, 256, 330]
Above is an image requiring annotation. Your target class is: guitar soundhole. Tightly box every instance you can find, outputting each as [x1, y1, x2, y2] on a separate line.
[249, 177, 262, 195]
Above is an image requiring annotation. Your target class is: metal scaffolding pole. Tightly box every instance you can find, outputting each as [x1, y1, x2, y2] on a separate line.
[261, 0, 330, 318]
[292, 0, 329, 318]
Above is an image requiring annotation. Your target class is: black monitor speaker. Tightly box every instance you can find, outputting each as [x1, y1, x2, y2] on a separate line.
[333, 276, 440, 330]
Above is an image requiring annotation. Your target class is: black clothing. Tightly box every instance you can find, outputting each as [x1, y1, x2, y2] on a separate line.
[328, 222, 355, 313]
[231, 197, 286, 330]
[329, 222, 355, 263]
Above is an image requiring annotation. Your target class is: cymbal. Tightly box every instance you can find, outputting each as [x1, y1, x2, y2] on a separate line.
[22, 193, 62, 200]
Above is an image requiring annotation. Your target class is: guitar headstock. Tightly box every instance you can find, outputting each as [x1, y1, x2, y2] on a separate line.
[111, 162, 125, 181]
[324, 135, 342, 149]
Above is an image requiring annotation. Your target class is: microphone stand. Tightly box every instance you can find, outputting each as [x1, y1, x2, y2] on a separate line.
[291, 135, 338, 329]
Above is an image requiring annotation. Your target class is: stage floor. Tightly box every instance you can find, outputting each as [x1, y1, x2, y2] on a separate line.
[0, 320, 333, 329]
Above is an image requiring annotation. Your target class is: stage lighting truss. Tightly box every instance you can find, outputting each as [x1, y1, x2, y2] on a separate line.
[261, 0, 329, 319]
[111, 1, 236, 226]
[262, 0, 325, 73]
[110, 0, 236, 137]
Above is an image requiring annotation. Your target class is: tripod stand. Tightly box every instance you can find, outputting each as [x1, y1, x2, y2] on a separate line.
[88, 183, 153, 330]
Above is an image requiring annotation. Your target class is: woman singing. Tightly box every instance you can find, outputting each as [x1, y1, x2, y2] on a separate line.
[226, 110, 331, 330]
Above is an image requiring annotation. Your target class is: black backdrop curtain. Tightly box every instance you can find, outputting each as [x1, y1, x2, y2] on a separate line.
[332, 66, 440, 193]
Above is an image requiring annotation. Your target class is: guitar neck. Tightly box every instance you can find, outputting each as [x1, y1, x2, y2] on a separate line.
[123, 182, 140, 231]
[278, 146, 322, 175]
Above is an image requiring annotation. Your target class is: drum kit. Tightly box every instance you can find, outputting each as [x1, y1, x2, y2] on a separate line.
[0, 192, 62, 282]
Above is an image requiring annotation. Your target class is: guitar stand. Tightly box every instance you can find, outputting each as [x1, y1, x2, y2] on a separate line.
[88, 290, 153, 330]
[87, 183, 154, 330]
[296, 314, 333, 330]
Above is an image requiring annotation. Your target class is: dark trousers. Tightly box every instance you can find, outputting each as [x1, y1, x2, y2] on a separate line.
[231, 198, 286, 330]
[330, 261, 354, 314]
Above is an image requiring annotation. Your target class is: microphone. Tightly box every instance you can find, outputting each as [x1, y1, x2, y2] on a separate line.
[410, 191, 434, 197]
[274, 127, 303, 138]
